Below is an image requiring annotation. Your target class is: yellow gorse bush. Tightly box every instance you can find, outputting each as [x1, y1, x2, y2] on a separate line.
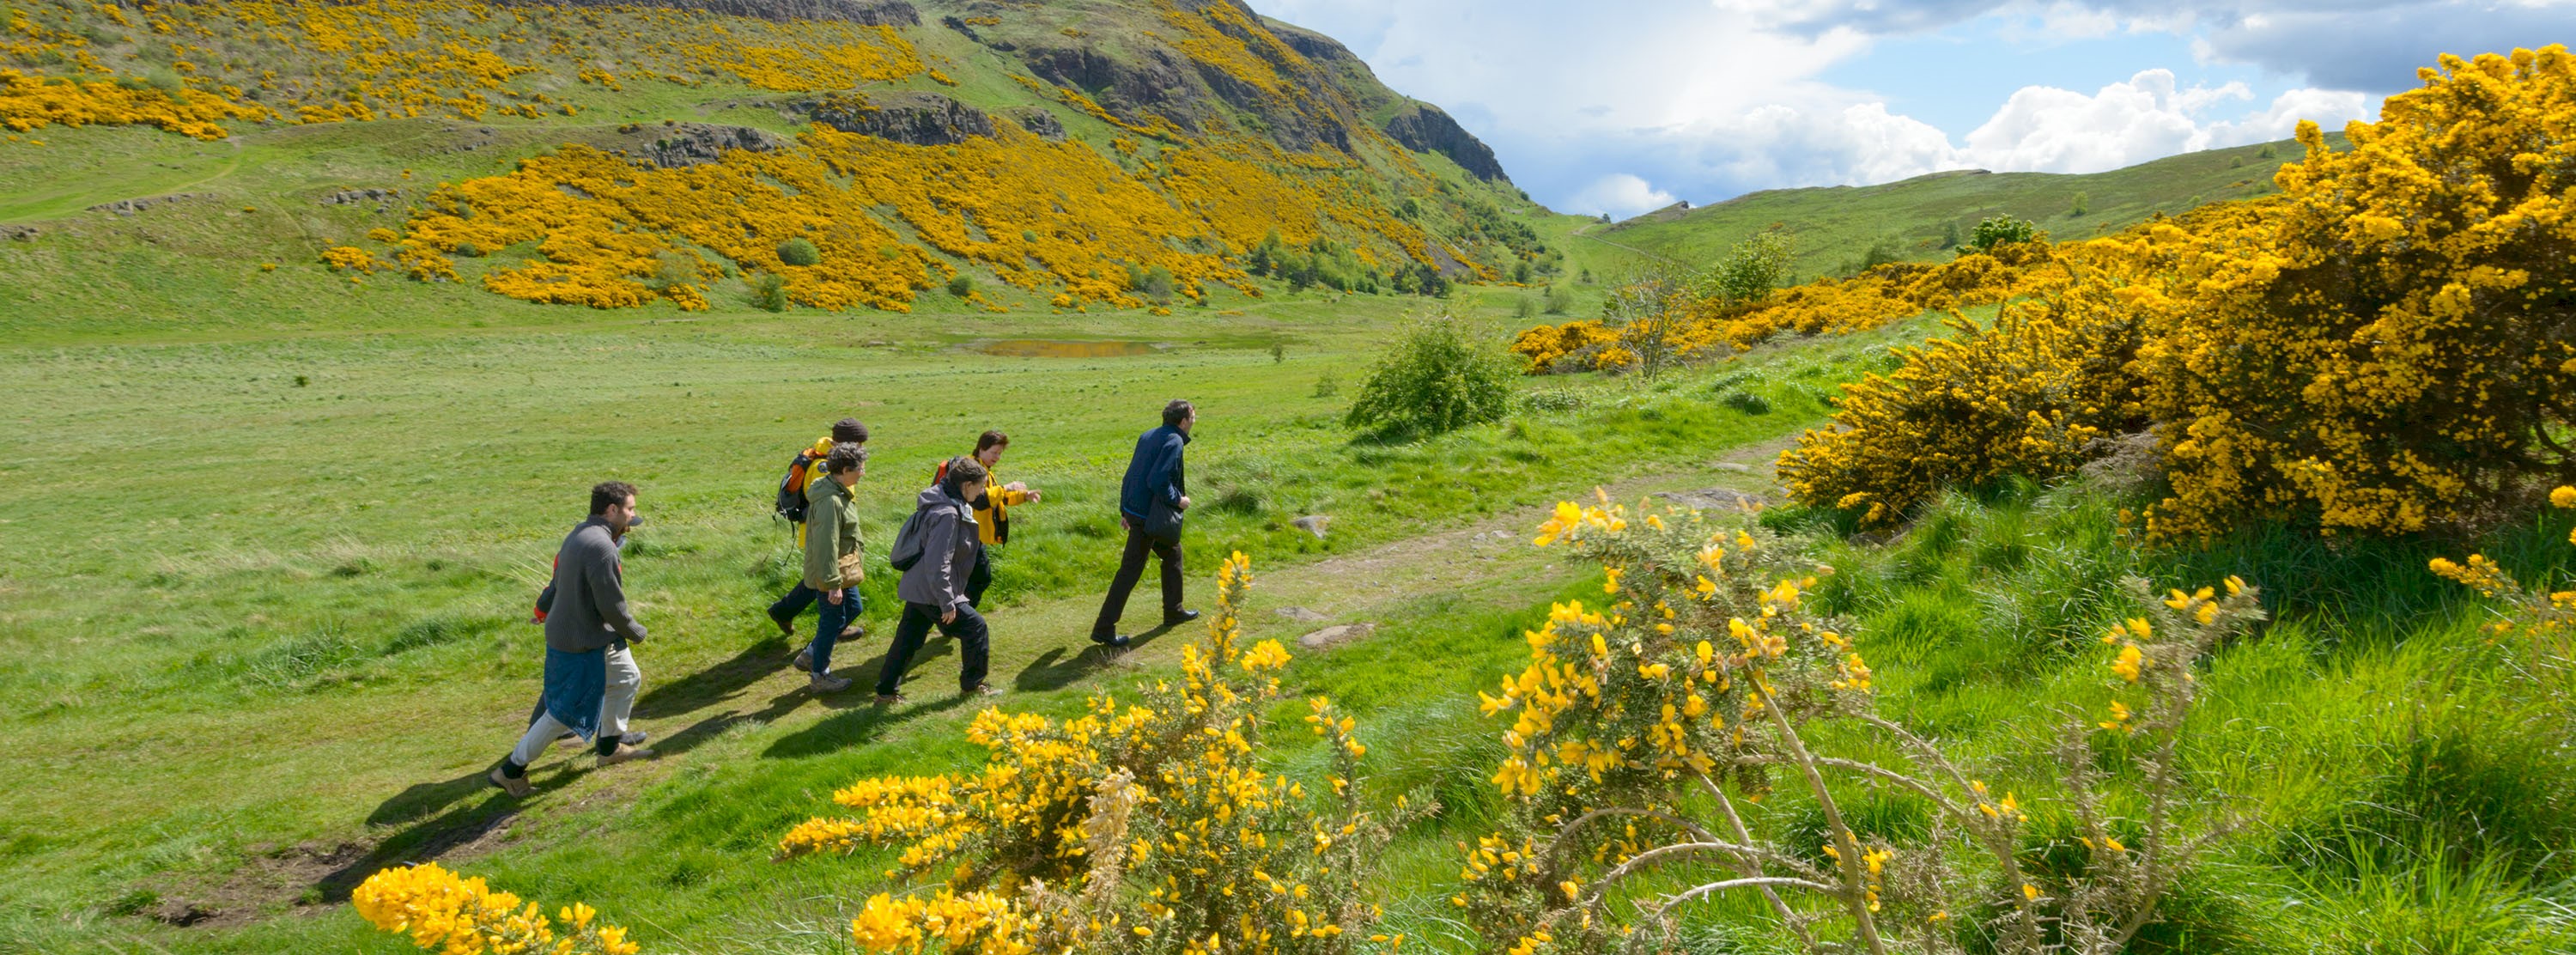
[780, 553, 1416, 954]
[1772, 46, 2576, 540]
[1509, 241, 2042, 374]
[0, 0, 922, 135]
[1461, 494, 2264, 955]
[352, 861, 639, 955]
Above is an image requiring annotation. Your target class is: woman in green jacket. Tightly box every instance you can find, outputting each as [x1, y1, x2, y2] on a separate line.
[798, 442, 866, 693]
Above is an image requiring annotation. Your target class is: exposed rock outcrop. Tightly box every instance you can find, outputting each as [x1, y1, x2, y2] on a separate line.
[796, 92, 994, 146]
[88, 193, 213, 216]
[1008, 106, 1066, 141]
[319, 187, 402, 206]
[1383, 102, 1508, 183]
[518, 0, 917, 26]
[636, 124, 788, 167]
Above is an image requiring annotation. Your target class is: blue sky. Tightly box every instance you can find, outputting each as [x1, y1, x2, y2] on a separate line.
[1242, 0, 2565, 216]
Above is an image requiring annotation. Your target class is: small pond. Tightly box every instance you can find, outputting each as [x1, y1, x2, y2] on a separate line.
[974, 339, 1163, 358]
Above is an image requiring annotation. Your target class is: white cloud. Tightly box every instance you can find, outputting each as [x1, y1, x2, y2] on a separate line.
[1244, 0, 2388, 210]
[1567, 173, 1680, 218]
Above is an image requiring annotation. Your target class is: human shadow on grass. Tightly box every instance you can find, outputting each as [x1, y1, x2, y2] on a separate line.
[362, 631, 798, 830]
[319, 758, 593, 903]
[1014, 619, 1182, 692]
[631, 633, 798, 721]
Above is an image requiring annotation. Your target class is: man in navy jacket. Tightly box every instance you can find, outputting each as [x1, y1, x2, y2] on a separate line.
[1090, 399, 1200, 646]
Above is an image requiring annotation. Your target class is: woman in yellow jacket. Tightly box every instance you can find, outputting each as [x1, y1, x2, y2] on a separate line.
[935, 430, 1036, 609]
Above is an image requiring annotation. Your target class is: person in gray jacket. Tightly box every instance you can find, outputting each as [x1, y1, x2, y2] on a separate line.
[874, 457, 999, 704]
[490, 481, 657, 797]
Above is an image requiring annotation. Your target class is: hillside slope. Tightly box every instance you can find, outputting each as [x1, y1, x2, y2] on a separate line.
[0, 0, 1557, 338]
[1581, 137, 2327, 281]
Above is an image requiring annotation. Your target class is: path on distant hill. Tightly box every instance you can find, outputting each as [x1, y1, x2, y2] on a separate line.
[171, 435, 1795, 932]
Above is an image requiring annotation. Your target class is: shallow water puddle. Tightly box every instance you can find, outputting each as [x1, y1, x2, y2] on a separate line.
[974, 339, 1162, 358]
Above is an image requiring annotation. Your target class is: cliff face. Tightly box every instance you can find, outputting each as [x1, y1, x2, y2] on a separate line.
[926, 0, 1507, 165]
[1383, 101, 1510, 183]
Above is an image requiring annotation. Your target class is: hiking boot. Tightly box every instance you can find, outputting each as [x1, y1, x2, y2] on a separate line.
[873, 691, 907, 706]
[793, 647, 814, 672]
[963, 682, 1004, 697]
[598, 746, 657, 767]
[1091, 632, 1133, 648]
[840, 623, 866, 640]
[1163, 609, 1202, 627]
[489, 765, 532, 798]
[810, 672, 853, 694]
[769, 607, 796, 636]
[616, 730, 647, 747]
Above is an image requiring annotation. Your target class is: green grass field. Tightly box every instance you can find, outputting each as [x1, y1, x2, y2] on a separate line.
[4, 4, 2569, 948]
[7, 268, 2572, 952]
[0, 271, 1947, 952]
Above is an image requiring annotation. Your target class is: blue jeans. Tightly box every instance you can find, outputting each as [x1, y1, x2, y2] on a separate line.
[811, 590, 862, 676]
[769, 581, 819, 623]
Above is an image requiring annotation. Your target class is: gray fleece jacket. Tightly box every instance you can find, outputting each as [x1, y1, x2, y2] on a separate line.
[896, 485, 981, 611]
[543, 517, 648, 652]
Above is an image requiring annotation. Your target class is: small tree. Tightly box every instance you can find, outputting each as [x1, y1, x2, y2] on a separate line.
[1513, 295, 1539, 320]
[946, 273, 974, 298]
[1939, 220, 1962, 249]
[1346, 313, 1518, 437]
[1544, 284, 1575, 315]
[2070, 191, 2092, 216]
[1140, 265, 1175, 304]
[1961, 215, 2038, 255]
[1605, 265, 1692, 382]
[749, 271, 787, 312]
[1700, 230, 1792, 305]
[776, 237, 820, 267]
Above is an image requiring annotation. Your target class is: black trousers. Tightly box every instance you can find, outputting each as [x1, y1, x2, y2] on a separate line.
[1091, 526, 1182, 639]
[965, 547, 993, 609]
[875, 601, 989, 696]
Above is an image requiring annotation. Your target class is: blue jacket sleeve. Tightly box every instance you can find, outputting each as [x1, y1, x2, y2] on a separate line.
[1147, 434, 1185, 505]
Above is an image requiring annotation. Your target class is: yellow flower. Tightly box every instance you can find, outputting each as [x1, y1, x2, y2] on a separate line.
[2111, 643, 2144, 683]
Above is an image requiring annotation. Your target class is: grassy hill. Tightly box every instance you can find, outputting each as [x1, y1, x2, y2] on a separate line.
[0, 0, 1562, 340]
[1576, 137, 2330, 282]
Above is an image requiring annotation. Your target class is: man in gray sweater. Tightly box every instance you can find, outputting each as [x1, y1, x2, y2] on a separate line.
[491, 481, 658, 797]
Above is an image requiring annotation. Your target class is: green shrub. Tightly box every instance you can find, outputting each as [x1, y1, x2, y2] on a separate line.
[1542, 284, 1574, 314]
[1718, 389, 1771, 415]
[1963, 214, 2039, 254]
[775, 237, 819, 267]
[1345, 313, 1517, 438]
[946, 273, 974, 298]
[750, 272, 788, 312]
[2070, 191, 2091, 216]
[1701, 229, 1792, 304]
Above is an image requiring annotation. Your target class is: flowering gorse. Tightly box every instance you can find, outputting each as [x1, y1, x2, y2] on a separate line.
[351, 861, 639, 955]
[1462, 494, 2263, 954]
[780, 553, 1418, 954]
[1772, 46, 2576, 541]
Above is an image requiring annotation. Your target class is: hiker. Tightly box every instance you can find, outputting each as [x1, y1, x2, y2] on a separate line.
[794, 442, 868, 693]
[1088, 400, 1199, 647]
[491, 482, 656, 797]
[875, 456, 999, 703]
[933, 429, 1041, 610]
[768, 417, 870, 640]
